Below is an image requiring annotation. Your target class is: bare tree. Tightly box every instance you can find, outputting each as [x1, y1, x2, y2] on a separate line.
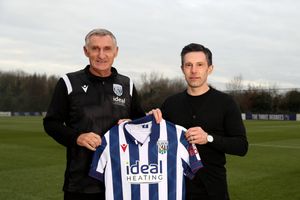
[225, 74, 244, 92]
[138, 72, 185, 111]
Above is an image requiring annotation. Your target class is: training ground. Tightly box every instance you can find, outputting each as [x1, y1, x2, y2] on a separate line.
[0, 117, 299, 200]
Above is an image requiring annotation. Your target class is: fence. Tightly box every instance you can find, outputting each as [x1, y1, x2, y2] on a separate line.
[245, 113, 300, 121]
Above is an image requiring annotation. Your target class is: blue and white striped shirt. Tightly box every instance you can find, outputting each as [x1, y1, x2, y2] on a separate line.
[89, 115, 203, 200]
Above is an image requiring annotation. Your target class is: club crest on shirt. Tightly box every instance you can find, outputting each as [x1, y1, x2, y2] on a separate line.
[157, 140, 168, 154]
[113, 84, 123, 96]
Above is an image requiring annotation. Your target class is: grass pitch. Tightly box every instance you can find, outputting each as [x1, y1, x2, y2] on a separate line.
[227, 120, 300, 200]
[0, 117, 299, 200]
[0, 117, 65, 200]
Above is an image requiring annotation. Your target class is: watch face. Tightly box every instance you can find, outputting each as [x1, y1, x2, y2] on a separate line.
[207, 135, 213, 142]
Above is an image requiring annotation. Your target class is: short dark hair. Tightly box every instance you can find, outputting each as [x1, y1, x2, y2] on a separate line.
[180, 43, 213, 66]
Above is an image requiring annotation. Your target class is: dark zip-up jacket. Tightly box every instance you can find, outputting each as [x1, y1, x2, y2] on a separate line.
[43, 66, 145, 193]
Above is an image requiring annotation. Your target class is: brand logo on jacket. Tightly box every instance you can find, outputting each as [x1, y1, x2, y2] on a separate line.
[81, 85, 88, 93]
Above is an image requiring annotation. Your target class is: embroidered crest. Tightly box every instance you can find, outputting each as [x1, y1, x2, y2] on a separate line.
[157, 140, 168, 154]
[113, 84, 123, 96]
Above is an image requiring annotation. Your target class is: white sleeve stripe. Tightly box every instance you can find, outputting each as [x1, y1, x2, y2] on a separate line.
[130, 79, 133, 96]
[62, 74, 72, 95]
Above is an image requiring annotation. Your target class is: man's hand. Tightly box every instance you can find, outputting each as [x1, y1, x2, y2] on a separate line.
[185, 127, 208, 144]
[118, 119, 131, 124]
[147, 108, 163, 124]
[77, 132, 101, 151]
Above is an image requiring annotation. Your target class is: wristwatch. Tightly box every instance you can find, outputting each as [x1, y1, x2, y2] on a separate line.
[207, 134, 214, 143]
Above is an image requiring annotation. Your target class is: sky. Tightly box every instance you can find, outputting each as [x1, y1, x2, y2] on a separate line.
[1, 0, 299, 90]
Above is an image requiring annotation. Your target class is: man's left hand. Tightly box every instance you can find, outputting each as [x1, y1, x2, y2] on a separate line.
[185, 127, 209, 144]
[147, 108, 163, 124]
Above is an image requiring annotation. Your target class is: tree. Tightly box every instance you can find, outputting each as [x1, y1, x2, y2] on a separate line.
[0, 70, 58, 112]
[281, 90, 300, 113]
[225, 74, 244, 93]
[1, 69, 300, 114]
[137, 72, 185, 111]
[225, 75, 244, 111]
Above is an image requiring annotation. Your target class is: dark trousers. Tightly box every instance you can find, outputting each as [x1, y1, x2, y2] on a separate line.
[64, 191, 105, 200]
[189, 193, 230, 200]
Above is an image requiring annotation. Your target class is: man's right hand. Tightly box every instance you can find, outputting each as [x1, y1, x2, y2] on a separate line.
[76, 132, 101, 151]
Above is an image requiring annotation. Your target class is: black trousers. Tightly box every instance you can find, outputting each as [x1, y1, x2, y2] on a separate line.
[64, 191, 105, 200]
[189, 193, 230, 200]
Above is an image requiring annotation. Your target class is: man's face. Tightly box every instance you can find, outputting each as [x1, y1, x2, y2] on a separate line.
[84, 35, 118, 77]
[182, 51, 213, 91]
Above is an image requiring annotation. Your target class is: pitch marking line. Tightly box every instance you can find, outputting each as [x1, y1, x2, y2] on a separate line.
[250, 143, 300, 149]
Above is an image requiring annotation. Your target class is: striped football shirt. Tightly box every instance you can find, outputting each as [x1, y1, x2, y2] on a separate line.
[89, 114, 203, 200]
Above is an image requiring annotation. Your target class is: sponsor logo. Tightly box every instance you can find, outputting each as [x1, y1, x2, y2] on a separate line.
[81, 85, 88, 93]
[157, 140, 168, 154]
[126, 160, 163, 183]
[113, 96, 126, 105]
[113, 84, 123, 96]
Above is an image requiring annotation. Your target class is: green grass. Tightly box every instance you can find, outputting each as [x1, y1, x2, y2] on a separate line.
[227, 120, 300, 200]
[0, 117, 65, 200]
[0, 117, 300, 200]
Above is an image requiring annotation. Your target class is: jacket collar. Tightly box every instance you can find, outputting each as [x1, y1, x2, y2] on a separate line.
[84, 65, 118, 82]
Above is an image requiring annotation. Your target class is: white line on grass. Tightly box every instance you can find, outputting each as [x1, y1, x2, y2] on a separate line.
[250, 143, 300, 149]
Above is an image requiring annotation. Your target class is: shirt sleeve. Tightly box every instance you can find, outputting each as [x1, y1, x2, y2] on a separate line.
[89, 136, 108, 182]
[209, 98, 248, 156]
[43, 78, 79, 147]
[179, 129, 203, 179]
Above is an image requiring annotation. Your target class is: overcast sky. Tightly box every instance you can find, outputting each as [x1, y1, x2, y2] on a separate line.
[1, 0, 299, 90]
